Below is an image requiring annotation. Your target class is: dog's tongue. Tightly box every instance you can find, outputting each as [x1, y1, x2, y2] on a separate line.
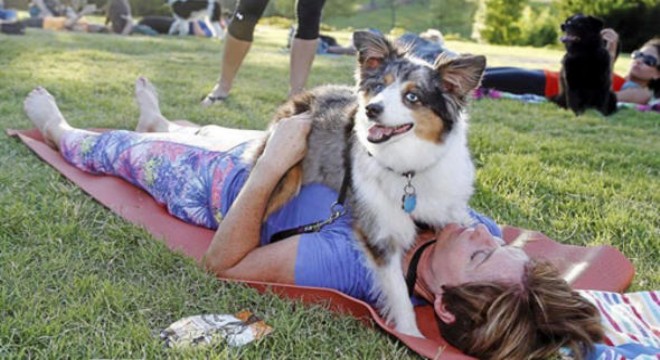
[367, 124, 412, 143]
[368, 125, 396, 143]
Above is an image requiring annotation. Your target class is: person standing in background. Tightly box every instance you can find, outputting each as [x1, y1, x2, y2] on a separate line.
[201, 0, 327, 106]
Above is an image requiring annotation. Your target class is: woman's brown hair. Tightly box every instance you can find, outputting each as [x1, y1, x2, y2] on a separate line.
[438, 261, 604, 360]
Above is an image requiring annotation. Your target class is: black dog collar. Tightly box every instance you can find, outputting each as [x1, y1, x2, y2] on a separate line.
[405, 240, 437, 298]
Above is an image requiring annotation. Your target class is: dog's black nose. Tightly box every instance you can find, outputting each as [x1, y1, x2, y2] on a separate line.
[366, 103, 383, 119]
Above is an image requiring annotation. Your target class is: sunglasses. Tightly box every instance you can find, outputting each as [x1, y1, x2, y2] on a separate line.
[632, 50, 659, 68]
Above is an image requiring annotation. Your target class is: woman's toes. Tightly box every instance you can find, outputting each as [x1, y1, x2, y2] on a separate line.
[23, 86, 69, 147]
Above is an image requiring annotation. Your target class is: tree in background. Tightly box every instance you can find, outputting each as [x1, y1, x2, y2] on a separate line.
[558, 0, 628, 19]
[429, 0, 478, 38]
[473, 0, 525, 44]
[516, 5, 558, 47]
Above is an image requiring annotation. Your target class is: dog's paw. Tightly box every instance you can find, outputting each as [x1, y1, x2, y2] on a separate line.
[395, 323, 424, 338]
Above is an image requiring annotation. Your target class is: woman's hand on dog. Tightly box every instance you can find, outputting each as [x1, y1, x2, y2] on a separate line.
[259, 112, 312, 177]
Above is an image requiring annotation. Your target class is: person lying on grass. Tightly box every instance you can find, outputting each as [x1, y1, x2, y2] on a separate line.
[21, 3, 108, 33]
[480, 30, 660, 105]
[24, 77, 643, 360]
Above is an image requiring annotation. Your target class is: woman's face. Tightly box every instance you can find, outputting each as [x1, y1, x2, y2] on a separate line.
[629, 45, 660, 83]
[430, 224, 529, 287]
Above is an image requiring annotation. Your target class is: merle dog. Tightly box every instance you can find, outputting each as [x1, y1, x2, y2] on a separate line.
[241, 31, 485, 336]
[552, 14, 617, 116]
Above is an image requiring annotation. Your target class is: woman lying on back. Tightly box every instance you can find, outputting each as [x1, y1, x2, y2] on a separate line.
[23, 77, 658, 359]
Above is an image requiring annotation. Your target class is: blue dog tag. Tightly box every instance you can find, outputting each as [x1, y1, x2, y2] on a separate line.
[402, 193, 417, 213]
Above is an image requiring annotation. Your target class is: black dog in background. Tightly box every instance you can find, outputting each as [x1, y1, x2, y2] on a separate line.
[552, 14, 618, 116]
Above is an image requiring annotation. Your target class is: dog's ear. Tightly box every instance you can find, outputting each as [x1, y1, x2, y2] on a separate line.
[353, 31, 397, 70]
[434, 54, 486, 97]
[587, 16, 604, 31]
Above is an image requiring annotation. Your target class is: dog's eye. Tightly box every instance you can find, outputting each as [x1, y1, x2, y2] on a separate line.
[373, 84, 385, 93]
[405, 92, 419, 103]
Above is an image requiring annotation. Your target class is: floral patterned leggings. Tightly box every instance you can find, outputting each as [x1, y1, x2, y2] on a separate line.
[60, 129, 249, 229]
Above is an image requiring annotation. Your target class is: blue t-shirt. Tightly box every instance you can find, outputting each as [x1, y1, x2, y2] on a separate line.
[621, 80, 642, 91]
[222, 164, 501, 305]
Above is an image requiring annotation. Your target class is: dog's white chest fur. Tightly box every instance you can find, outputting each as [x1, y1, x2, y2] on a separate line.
[351, 115, 475, 250]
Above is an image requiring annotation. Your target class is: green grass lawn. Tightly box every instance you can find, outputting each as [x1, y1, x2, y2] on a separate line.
[1, 26, 658, 358]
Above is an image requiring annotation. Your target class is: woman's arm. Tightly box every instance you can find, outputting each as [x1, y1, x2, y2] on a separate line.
[601, 29, 653, 104]
[616, 87, 653, 104]
[601, 28, 619, 72]
[202, 113, 312, 283]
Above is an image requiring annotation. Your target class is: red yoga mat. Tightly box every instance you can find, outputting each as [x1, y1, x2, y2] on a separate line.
[8, 128, 635, 359]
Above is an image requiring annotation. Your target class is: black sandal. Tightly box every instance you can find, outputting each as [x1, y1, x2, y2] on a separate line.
[200, 94, 227, 106]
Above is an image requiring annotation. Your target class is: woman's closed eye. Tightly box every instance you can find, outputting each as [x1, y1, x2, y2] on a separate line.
[471, 249, 495, 266]
[470, 250, 488, 261]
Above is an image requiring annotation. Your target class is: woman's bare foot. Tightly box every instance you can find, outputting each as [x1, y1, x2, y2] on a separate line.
[23, 87, 72, 149]
[135, 77, 203, 135]
[135, 76, 168, 133]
